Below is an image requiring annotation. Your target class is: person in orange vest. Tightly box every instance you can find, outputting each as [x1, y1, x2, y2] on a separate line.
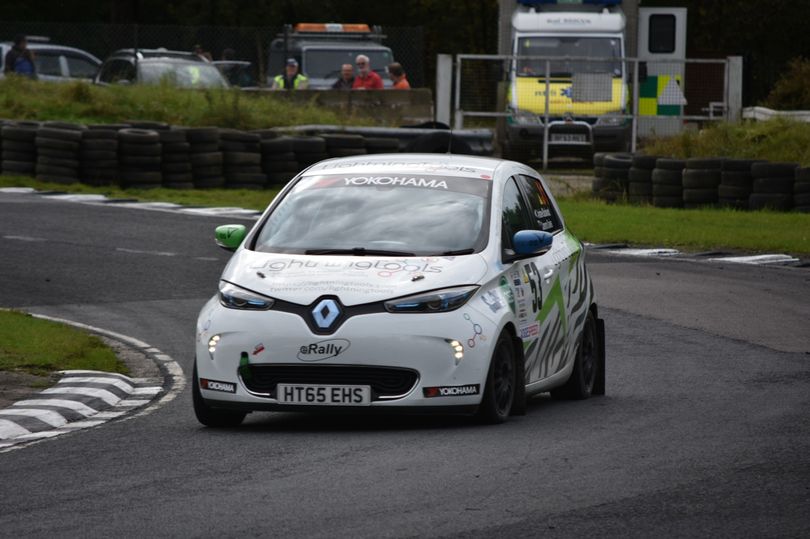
[352, 54, 383, 90]
[387, 62, 410, 89]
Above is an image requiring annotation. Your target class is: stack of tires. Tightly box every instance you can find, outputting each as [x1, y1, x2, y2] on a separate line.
[35, 122, 86, 184]
[749, 162, 797, 211]
[80, 125, 120, 186]
[651, 158, 686, 208]
[682, 158, 722, 208]
[1, 121, 39, 177]
[261, 137, 299, 186]
[794, 168, 810, 212]
[627, 155, 658, 204]
[160, 128, 193, 189]
[600, 153, 632, 202]
[220, 129, 265, 189]
[117, 128, 162, 188]
[718, 159, 759, 209]
[291, 136, 329, 168]
[591, 153, 608, 199]
[322, 134, 366, 158]
[364, 137, 400, 155]
[186, 128, 224, 189]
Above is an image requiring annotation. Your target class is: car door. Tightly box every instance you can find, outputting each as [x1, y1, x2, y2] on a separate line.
[65, 53, 99, 81]
[33, 50, 63, 82]
[500, 176, 562, 384]
[516, 173, 583, 381]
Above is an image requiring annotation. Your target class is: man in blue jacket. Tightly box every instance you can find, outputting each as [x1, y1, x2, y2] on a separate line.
[3, 35, 37, 79]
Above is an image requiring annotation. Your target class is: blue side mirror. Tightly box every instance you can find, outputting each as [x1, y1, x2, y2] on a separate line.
[513, 230, 553, 256]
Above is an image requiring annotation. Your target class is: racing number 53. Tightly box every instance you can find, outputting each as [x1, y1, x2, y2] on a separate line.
[525, 262, 542, 313]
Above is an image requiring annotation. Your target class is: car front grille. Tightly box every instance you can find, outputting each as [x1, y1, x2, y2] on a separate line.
[240, 365, 419, 401]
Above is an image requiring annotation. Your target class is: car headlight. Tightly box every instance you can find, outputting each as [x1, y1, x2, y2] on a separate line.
[385, 286, 479, 313]
[219, 281, 274, 310]
[596, 114, 626, 127]
[510, 108, 543, 126]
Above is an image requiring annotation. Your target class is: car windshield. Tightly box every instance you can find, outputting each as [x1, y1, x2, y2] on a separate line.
[303, 49, 393, 79]
[254, 172, 492, 256]
[517, 36, 622, 77]
[138, 61, 228, 88]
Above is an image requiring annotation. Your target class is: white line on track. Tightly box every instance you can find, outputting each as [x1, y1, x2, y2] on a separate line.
[13, 399, 98, 417]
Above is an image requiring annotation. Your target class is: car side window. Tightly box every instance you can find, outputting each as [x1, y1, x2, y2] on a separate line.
[501, 176, 534, 256]
[518, 174, 562, 232]
[99, 59, 134, 83]
[66, 55, 98, 79]
[35, 52, 62, 76]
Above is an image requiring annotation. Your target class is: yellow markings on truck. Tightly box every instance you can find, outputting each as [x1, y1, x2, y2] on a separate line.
[513, 77, 625, 116]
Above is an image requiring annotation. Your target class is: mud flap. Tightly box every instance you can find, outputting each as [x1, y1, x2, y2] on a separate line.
[592, 318, 606, 396]
[510, 335, 527, 416]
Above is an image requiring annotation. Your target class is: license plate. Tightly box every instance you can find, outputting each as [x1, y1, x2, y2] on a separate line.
[550, 133, 587, 142]
[276, 384, 371, 406]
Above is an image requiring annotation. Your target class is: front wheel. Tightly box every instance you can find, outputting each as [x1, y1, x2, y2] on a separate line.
[192, 363, 246, 428]
[551, 310, 599, 400]
[477, 332, 517, 424]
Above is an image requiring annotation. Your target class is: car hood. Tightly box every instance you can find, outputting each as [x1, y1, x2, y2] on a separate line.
[222, 250, 488, 306]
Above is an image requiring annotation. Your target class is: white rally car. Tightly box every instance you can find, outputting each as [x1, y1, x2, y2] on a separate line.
[194, 154, 604, 426]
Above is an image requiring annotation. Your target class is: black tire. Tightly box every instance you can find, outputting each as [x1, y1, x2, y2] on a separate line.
[751, 162, 798, 179]
[194, 176, 226, 188]
[191, 359, 247, 428]
[652, 196, 683, 208]
[603, 154, 633, 169]
[82, 160, 117, 169]
[749, 193, 792, 211]
[163, 181, 195, 189]
[603, 167, 629, 180]
[682, 169, 721, 189]
[266, 171, 296, 184]
[38, 127, 84, 142]
[723, 158, 763, 172]
[794, 181, 810, 194]
[193, 165, 224, 178]
[683, 188, 718, 204]
[477, 331, 517, 424]
[120, 155, 161, 167]
[36, 174, 77, 184]
[81, 150, 118, 161]
[126, 120, 170, 131]
[1, 126, 37, 142]
[189, 143, 221, 153]
[35, 137, 79, 152]
[118, 128, 160, 144]
[652, 184, 683, 197]
[224, 152, 261, 166]
[162, 142, 191, 154]
[225, 165, 262, 175]
[593, 166, 606, 179]
[551, 311, 599, 400]
[718, 197, 748, 210]
[163, 162, 193, 173]
[296, 152, 330, 166]
[185, 127, 220, 143]
[718, 184, 750, 198]
[260, 137, 294, 153]
[655, 158, 686, 171]
[685, 157, 723, 170]
[262, 151, 297, 162]
[363, 137, 399, 152]
[38, 156, 80, 169]
[1, 151, 34, 162]
[2, 140, 36, 152]
[162, 173, 194, 184]
[82, 129, 119, 140]
[225, 172, 267, 185]
[119, 143, 162, 156]
[158, 130, 187, 143]
[161, 153, 190, 164]
[721, 171, 753, 188]
[220, 141, 260, 153]
[628, 195, 652, 205]
[631, 154, 659, 170]
[405, 132, 472, 154]
[628, 182, 653, 196]
[251, 129, 278, 140]
[82, 139, 118, 151]
[628, 168, 652, 183]
[191, 152, 223, 166]
[2, 160, 36, 173]
[593, 153, 607, 167]
[796, 168, 810, 182]
[290, 136, 328, 153]
[792, 193, 810, 206]
[87, 123, 130, 131]
[329, 148, 368, 157]
[652, 168, 682, 186]
[322, 133, 365, 149]
[263, 160, 299, 173]
[36, 164, 79, 176]
[752, 177, 794, 194]
[219, 129, 260, 143]
[120, 170, 162, 184]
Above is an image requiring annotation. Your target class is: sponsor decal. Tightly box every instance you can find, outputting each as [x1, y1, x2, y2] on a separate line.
[519, 322, 540, 339]
[200, 378, 237, 394]
[255, 258, 444, 275]
[423, 384, 480, 398]
[463, 313, 486, 348]
[343, 176, 449, 189]
[534, 208, 552, 219]
[479, 290, 504, 313]
[297, 338, 351, 361]
[315, 160, 479, 173]
[252, 343, 265, 356]
[498, 275, 515, 314]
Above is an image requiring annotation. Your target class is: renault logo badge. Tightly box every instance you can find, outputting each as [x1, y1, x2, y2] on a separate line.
[312, 298, 341, 330]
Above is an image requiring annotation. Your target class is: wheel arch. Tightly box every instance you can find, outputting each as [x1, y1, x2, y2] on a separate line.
[501, 321, 527, 416]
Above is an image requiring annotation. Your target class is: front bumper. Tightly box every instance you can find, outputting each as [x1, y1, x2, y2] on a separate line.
[505, 122, 630, 157]
[195, 297, 499, 411]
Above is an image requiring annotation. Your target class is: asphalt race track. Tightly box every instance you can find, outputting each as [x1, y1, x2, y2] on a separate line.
[1, 192, 808, 537]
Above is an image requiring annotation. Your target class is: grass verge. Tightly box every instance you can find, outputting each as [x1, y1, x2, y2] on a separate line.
[558, 197, 810, 255]
[0, 310, 127, 377]
[3, 175, 808, 255]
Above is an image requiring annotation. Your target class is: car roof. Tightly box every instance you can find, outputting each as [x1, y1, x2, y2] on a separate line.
[302, 153, 507, 179]
[0, 42, 101, 63]
[107, 49, 205, 61]
[295, 40, 391, 51]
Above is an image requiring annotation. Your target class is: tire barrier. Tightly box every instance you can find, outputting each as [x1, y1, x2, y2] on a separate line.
[291, 136, 329, 169]
[627, 154, 658, 205]
[719, 159, 761, 210]
[117, 128, 162, 188]
[682, 157, 723, 209]
[35, 123, 85, 185]
[1, 121, 38, 178]
[749, 162, 797, 211]
[260, 136, 298, 186]
[598, 153, 632, 202]
[323, 133, 367, 158]
[652, 158, 686, 208]
[220, 129, 266, 189]
[185, 127, 224, 189]
[160, 128, 193, 189]
[795, 167, 810, 213]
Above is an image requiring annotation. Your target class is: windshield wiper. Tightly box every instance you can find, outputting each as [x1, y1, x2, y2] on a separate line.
[437, 248, 475, 256]
[305, 247, 416, 257]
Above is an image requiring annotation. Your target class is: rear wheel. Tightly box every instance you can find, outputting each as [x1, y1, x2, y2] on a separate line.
[551, 311, 599, 400]
[192, 363, 246, 428]
[477, 332, 516, 424]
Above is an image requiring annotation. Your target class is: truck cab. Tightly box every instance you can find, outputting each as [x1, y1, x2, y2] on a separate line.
[504, 0, 631, 162]
[268, 23, 395, 89]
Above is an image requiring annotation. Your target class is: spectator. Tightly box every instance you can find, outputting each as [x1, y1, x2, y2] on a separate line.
[352, 54, 383, 90]
[331, 63, 354, 90]
[3, 35, 37, 79]
[388, 62, 410, 89]
[193, 44, 212, 62]
[272, 58, 308, 90]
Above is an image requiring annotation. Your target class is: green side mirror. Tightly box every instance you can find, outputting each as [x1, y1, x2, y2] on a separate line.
[215, 224, 247, 251]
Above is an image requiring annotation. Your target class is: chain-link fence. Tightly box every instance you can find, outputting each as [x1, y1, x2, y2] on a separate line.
[453, 54, 737, 167]
[0, 21, 424, 88]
